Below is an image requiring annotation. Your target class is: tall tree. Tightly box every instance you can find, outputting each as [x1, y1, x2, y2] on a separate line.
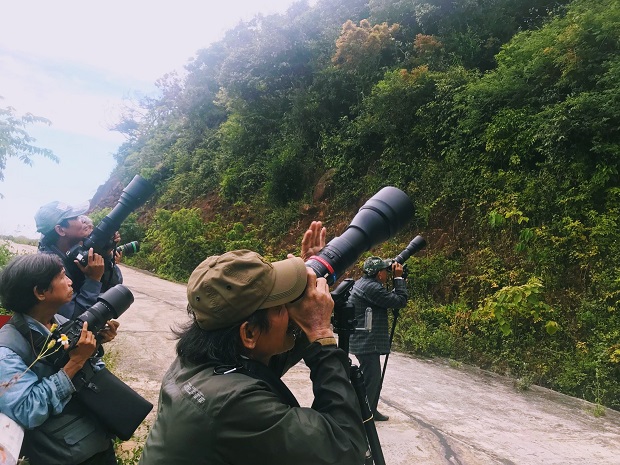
[0, 100, 57, 189]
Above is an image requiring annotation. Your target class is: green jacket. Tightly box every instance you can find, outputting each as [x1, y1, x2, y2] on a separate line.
[139, 341, 367, 465]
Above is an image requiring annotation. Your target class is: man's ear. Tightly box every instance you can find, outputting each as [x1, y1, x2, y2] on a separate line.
[54, 224, 66, 236]
[239, 321, 258, 350]
[33, 285, 46, 302]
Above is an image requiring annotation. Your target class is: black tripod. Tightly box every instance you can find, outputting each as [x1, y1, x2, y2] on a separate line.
[331, 279, 386, 465]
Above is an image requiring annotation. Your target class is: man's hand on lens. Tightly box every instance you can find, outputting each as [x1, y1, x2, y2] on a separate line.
[97, 319, 120, 344]
[286, 267, 334, 342]
[77, 248, 105, 281]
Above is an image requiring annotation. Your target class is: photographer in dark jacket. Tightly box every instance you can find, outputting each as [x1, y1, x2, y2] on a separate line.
[35, 201, 105, 319]
[349, 257, 408, 422]
[139, 222, 366, 465]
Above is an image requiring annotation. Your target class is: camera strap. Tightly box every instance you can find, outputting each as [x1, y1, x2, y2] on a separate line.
[213, 359, 300, 408]
[101, 256, 116, 291]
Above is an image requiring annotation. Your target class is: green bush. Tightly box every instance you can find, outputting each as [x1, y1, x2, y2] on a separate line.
[142, 210, 266, 282]
[144, 208, 212, 281]
[394, 301, 459, 357]
[0, 241, 12, 268]
[0, 241, 14, 315]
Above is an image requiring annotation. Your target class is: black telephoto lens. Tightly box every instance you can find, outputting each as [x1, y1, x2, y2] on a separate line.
[117, 241, 140, 257]
[394, 236, 427, 264]
[51, 285, 134, 369]
[305, 186, 414, 285]
[83, 176, 154, 252]
[67, 175, 154, 266]
[78, 284, 135, 333]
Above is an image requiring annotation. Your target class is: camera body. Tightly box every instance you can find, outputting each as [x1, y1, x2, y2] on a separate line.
[67, 176, 154, 266]
[50, 285, 134, 368]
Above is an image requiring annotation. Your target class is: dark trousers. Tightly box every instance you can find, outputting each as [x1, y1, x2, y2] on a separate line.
[356, 353, 382, 412]
[77, 443, 117, 465]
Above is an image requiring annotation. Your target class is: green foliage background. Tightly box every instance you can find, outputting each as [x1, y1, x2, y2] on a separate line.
[104, 0, 619, 408]
[0, 242, 13, 314]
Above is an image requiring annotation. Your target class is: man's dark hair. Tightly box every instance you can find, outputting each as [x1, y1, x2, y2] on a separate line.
[39, 218, 72, 247]
[0, 254, 64, 314]
[175, 306, 271, 366]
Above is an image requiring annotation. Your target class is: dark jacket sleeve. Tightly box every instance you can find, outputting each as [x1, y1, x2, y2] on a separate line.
[101, 261, 123, 292]
[217, 343, 367, 465]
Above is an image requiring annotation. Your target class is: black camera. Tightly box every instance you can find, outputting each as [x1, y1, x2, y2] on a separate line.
[393, 236, 427, 265]
[305, 186, 415, 285]
[67, 175, 154, 266]
[116, 241, 140, 257]
[51, 285, 134, 368]
[386, 235, 427, 279]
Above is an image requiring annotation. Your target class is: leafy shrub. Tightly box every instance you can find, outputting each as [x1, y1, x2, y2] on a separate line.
[0, 241, 14, 315]
[144, 208, 212, 281]
[0, 241, 13, 268]
[142, 210, 266, 281]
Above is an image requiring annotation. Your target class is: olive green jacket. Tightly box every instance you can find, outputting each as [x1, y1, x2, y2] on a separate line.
[139, 341, 366, 465]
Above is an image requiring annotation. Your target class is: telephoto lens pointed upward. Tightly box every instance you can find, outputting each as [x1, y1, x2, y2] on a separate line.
[305, 186, 414, 285]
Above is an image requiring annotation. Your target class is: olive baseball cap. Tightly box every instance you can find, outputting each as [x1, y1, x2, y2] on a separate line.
[34, 201, 90, 234]
[187, 250, 308, 331]
[363, 256, 392, 276]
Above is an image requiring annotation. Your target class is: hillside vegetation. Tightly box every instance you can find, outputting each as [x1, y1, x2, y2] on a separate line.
[100, 0, 619, 409]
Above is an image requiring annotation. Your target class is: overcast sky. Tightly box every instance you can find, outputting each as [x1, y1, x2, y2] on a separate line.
[0, 0, 304, 238]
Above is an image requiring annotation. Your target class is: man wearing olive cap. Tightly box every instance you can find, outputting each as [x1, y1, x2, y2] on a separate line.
[139, 222, 366, 465]
[349, 256, 408, 422]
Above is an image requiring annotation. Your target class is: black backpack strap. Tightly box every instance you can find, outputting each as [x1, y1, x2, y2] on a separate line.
[0, 313, 53, 367]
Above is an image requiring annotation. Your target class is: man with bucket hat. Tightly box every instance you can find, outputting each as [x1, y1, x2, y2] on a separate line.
[139, 223, 366, 465]
[349, 256, 408, 422]
[35, 201, 105, 319]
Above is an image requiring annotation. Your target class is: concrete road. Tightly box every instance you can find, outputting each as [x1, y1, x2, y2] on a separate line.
[5, 242, 620, 464]
[111, 265, 620, 465]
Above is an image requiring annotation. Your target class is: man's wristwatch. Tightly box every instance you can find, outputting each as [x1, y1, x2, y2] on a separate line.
[313, 337, 337, 346]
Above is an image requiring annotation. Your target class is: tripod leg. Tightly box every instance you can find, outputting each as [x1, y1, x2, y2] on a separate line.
[379, 310, 399, 399]
[350, 364, 386, 465]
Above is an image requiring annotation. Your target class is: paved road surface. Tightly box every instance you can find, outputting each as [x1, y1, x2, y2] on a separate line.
[5, 242, 620, 464]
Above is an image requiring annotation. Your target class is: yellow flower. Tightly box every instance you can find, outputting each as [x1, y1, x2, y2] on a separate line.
[58, 334, 69, 347]
[46, 339, 57, 350]
[49, 323, 58, 332]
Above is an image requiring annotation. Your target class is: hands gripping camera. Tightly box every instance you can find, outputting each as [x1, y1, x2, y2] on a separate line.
[49, 285, 134, 369]
[385, 235, 427, 280]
